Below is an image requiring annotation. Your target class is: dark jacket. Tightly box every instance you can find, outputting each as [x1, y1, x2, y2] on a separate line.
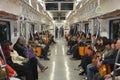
[102, 50, 120, 71]
[102, 50, 120, 64]
[13, 43, 26, 57]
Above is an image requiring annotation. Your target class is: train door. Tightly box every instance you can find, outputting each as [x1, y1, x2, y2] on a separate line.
[110, 19, 120, 40]
[0, 20, 10, 43]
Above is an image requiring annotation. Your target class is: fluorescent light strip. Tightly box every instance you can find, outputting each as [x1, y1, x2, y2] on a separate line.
[50, 61, 55, 80]
[65, 61, 70, 80]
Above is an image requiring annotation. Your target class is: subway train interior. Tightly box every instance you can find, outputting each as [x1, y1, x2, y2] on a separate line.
[0, 0, 120, 80]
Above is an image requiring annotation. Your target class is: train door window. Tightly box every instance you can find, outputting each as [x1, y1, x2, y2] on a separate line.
[110, 19, 120, 40]
[0, 20, 10, 43]
[85, 23, 89, 34]
[31, 24, 35, 34]
[20, 22, 26, 37]
[41, 25, 43, 31]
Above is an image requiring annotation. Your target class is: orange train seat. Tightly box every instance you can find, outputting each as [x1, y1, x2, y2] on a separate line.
[32, 47, 41, 57]
[45, 38, 48, 44]
[43, 38, 49, 44]
[79, 46, 88, 56]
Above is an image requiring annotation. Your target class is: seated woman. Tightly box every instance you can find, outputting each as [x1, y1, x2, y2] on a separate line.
[78, 45, 93, 75]
[9, 41, 48, 72]
[1, 41, 34, 80]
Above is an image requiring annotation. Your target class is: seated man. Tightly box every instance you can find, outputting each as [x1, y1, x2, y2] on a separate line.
[13, 36, 38, 80]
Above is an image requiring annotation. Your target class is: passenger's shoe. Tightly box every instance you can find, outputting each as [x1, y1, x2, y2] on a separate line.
[67, 52, 72, 55]
[70, 57, 77, 60]
[47, 53, 51, 56]
[41, 66, 48, 72]
[79, 71, 85, 75]
[83, 77, 87, 80]
[78, 64, 81, 68]
[44, 57, 50, 60]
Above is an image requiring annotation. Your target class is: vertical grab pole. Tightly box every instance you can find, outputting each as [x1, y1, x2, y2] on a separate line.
[96, 17, 101, 38]
[112, 49, 120, 80]
[0, 46, 9, 80]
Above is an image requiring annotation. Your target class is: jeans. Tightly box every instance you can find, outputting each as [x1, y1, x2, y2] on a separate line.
[36, 56, 44, 69]
[94, 73, 104, 80]
[87, 63, 97, 80]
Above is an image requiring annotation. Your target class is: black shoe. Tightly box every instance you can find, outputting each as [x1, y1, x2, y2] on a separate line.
[44, 57, 50, 60]
[41, 66, 48, 72]
[70, 57, 79, 60]
[78, 64, 81, 68]
[47, 53, 51, 56]
[79, 71, 85, 75]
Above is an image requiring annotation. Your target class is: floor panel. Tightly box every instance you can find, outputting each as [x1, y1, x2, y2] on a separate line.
[38, 38, 84, 80]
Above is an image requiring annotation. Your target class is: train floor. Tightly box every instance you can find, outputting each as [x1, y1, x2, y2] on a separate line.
[38, 38, 85, 80]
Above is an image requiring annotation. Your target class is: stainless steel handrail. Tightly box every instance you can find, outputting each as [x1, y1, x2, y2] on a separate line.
[112, 49, 120, 80]
[0, 46, 9, 80]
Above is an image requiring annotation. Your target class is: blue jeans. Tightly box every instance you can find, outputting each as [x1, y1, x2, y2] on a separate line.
[87, 63, 97, 80]
[94, 73, 104, 80]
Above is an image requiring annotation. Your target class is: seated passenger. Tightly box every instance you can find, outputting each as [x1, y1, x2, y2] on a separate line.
[86, 37, 109, 80]
[13, 37, 38, 80]
[14, 37, 48, 71]
[79, 45, 93, 75]
[95, 39, 120, 80]
[29, 34, 50, 60]
[1, 41, 35, 80]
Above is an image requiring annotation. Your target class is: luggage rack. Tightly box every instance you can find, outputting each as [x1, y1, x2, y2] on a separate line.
[0, 46, 9, 80]
[112, 49, 120, 80]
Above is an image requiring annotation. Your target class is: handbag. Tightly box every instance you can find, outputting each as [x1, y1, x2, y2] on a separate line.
[99, 64, 111, 77]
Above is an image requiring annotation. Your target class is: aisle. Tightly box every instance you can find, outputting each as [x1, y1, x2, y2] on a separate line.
[38, 38, 84, 80]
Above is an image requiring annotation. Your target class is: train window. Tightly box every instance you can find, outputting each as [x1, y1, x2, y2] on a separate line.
[110, 19, 120, 40]
[0, 20, 10, 43]
[85, 23, 89, 34]
[20, 22, 26, 37]
[30, 24, 35, 34]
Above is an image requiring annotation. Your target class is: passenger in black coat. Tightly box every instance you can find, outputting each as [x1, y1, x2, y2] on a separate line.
[13, 36, 38, 80]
